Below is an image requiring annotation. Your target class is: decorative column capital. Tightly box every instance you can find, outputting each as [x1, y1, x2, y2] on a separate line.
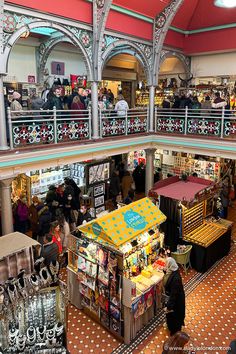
[0, 176, 15, 187]
[145, 148, 156, 155]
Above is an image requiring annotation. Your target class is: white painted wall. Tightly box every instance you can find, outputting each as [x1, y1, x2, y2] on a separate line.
[8, 45, 37, 82]
[7, 42, 87, 83]
[191, 52, 236, 77]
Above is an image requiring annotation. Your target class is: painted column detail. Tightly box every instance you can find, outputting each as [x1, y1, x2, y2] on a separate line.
[91, 81, 99, 139]
[145, 148, 156, 196]
[0, 177, 14, 234]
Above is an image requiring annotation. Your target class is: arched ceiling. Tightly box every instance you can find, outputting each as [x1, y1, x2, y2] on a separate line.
[6, 0, 236, 54]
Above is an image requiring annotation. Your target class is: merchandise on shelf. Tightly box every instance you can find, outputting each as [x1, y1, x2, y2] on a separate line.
[0, 232, 68, 354]
[68, 197, 166, 344]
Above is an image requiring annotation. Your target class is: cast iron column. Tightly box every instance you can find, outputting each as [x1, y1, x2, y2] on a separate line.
[145, 148, 156, 196]
[91, 81, 99, 139]
[148, 85, 155, 132]
[0, 75, 9, 150]
[0, 177, 14, 234]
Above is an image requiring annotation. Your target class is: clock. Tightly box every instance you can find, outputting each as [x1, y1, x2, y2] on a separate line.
[88, 161, 110, 185]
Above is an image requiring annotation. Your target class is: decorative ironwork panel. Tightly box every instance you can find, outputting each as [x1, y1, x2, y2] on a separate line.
[127, 116, 147, 134]
[57, 120, 89, 141]
[156, 117, 184, 134]
[12, 122, 54, 147]
[224, 119, 236, 137]
[102, 118, 125, 137]
[187, 118, 220, 136]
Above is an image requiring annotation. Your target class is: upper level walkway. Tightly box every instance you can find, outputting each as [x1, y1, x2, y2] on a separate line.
[1, 107, 236, 175]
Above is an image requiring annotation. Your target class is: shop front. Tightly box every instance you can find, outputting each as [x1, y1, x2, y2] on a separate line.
[149, 176, 232, 272]
[67, 197, 166, 344]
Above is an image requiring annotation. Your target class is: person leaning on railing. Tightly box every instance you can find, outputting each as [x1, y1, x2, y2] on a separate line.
[10, 91, 23, 118]
[71, 95, 85, 119]
[114, 94, 129, 116]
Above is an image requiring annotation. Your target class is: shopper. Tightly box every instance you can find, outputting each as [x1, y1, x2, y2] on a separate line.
[10, 91, 23, 117]
[220, 176, 230, 218]
[115, 94, 129, 116]
[63, 192, 77, 230]
[132, 163, 145, 193]
[42, 86, 63, 110]
[28, 196, 43, 240]
[123, 190, 135, 205]
[37, 204, 52, 242]
[201, 95, 212, 115]
[41, 233, 59, 266]
[50, 221, 63, 255]
[30, 94, 44, 111]
[64, 177, 81, 210]
[109, 170, 121, 208]
[162, 331, 190, 354]
[164, 257, 185, 336]
[121, 170, 134, 199]
[71, 95, 85, 118]
[107, 89, 114, 104]
[162, 96, 171, 109]
[212, 92, 227, 110]
[13, 197, 29, 234]
[45, 185, 60, 221]
[77, 205, 93, 226]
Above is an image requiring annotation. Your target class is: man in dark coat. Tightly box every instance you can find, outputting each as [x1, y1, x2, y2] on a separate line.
[109, 170, 121, 208]
[164, 257, 185, 335]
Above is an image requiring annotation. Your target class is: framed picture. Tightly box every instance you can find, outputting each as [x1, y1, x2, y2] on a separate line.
[94, 183, 105, 197]
[95, 205, 105, 215]
[94, 196, 104, 208]
[28, 75, 35, 83]
[51, 61, 65, 75]
[87, 161, 110, 186]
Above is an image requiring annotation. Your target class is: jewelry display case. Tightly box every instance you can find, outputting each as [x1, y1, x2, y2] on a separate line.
[67, 198, 166, 344]
[0, 232, 68, 354]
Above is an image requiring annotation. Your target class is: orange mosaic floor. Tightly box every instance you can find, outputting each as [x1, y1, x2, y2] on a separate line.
[64, 204, 236, 354]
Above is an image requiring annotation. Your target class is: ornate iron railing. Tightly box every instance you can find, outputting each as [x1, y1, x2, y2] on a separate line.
[100, 108, 148, 138]
[155, 107, 236, 139]
[7, 107, 91, 148]
[6, 106, 236, 149]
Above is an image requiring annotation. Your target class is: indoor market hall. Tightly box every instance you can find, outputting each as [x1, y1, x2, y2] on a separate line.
[0, 0, 235, 353]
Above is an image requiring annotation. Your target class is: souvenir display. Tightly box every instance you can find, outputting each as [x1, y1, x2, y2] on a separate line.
[68, 198, 166, 343]
[0, 233, 67, 354]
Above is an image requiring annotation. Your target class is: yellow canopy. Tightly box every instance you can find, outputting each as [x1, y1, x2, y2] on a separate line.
[78, 197, 166, 248]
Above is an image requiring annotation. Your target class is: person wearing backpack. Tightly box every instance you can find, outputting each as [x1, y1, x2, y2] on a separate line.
[14, 197, 29, 234]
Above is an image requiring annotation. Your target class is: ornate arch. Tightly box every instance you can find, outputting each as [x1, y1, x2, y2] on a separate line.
[101, 39, 153, 85]
[152, 0, 185, 86]
[1, 12, 93, 79]
[160, 50, 191, 76]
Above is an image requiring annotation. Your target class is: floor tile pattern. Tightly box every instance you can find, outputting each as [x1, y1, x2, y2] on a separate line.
[64, 204, 236, 354]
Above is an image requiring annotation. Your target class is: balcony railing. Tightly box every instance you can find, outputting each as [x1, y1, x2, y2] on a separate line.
[155, 107, 236, 138]
[6, 106, 236, 149]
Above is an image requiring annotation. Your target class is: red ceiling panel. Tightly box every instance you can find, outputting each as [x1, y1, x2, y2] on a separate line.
[184, 27, 236, 54]
[171, 0, 198, 30]
[112, 0, 170, 18]
[164, 30, 184, 50]
[6, 0, 92, 24]
[106, 11, 153, 41]
[187, 0, 236, 30]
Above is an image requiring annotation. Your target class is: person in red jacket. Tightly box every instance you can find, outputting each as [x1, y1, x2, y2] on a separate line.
[71, 95, 85, 119]
[50, 221, 63, 254]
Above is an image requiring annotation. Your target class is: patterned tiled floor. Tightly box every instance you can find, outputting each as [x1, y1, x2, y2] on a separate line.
[64, 204, 236, 354]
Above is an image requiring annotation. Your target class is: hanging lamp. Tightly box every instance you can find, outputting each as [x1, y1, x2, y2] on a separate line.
[214, 0, 236, 8]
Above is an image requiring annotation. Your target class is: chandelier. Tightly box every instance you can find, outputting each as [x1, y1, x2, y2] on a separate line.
[214, 0, 236, 7]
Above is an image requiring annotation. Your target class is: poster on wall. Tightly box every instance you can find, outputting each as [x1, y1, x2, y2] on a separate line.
[51, 61, 65, 75]
[94, 196, 104, 208]
[94, 184, 105, 197]
[87, 161, 110, 186]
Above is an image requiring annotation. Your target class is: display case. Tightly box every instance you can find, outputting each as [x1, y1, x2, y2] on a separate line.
[67, 198, 166, 344]
[0, 232, 68, 354]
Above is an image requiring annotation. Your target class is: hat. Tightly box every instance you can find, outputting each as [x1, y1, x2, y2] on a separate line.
[166, 257, 178, 272]
[12, 91, 21, 100]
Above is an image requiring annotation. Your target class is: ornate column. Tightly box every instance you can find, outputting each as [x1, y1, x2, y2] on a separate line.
[0, 75, 9, 150]
[145, 148, 156, 196]
[91, 81, 99, 139]
[0, 177, 14, 234]
[148, 85, 156, 132]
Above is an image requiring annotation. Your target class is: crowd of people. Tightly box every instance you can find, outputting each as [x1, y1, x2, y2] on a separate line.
[161, 91, 231, 114]
[7, 84, 131, 119]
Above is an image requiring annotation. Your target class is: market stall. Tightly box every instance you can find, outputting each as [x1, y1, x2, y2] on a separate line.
[0, 232, 68, 354]
[149, 176, 232, 272]
[67, 197, 166, 344]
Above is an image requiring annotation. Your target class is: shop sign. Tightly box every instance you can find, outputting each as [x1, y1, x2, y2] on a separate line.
[92, 222, 102, 236]
[123, 210, 147, 231]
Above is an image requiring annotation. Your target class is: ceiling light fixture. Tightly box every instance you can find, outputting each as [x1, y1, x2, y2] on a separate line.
[214, 0, 236, 8]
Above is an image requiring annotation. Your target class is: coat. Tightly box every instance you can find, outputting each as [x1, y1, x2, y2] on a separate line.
[121, 174, 134, 198]
[109, 173, 121, 197]
[165, 270, 185, 335]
